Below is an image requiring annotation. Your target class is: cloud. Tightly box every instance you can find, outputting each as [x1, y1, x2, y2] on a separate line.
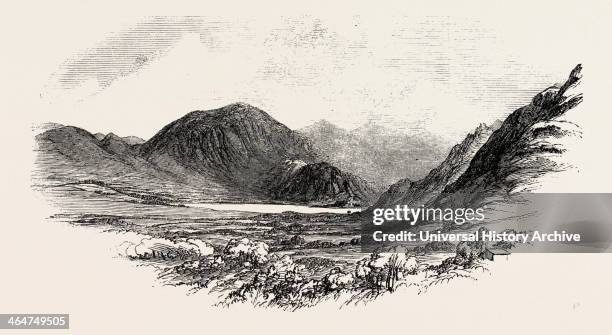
[53, 16, 203, 90]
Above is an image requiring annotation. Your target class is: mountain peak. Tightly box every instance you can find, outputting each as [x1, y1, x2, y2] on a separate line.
[351, 120, 387, 135]
[472, 120, 502, 137]
[300, 119, 345, 134]
[474, 123, 490, 133]
[103, 132, 122, 141]
[93, 132, 106, 141]
[220, 102, 266, 115]
[178, 102, 277, 128]
[99, 132, 133, 155]
[225, 101, 255, 109]
[311, 119, 335, 127]
[567, 64, 582, 84]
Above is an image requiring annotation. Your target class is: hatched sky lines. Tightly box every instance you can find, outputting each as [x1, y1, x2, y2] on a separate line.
[44, 15, 566, 142]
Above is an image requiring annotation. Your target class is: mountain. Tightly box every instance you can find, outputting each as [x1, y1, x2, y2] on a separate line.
[434, 64, 583, 208]
[139, 102, 318, 192]
[34, 125, 243, 202]
[374, 121, 500, 208]
[298, 120, 448, 187]
[265, 160, 375, 207]
[37, 126, 120, 167]
[298, 120, 347, 150]
[99, 133, 136, 155]
[374, 64, 583, 210]
[34, 103, 375, 206]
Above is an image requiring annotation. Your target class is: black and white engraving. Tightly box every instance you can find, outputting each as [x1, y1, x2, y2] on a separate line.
[32, 15, 587, 310]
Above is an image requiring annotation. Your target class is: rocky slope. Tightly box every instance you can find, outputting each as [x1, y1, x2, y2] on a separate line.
[372, 64, 584, 210]
[298, 120, 448, 187]
[139, 102, 318, 192]
[99, 133, 137, 155]
[433, 64, 584, 208]
[265, 160, 376, 207]
[374, 121, 501, 208]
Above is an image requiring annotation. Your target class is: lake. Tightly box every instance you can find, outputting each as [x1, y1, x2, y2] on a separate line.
[184, 203, 361, 214]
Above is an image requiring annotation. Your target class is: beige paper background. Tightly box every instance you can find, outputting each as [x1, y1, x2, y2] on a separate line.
[1, 0, 611, 334]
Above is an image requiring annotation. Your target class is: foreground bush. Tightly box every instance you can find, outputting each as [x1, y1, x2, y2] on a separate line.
[223, 238, 270, 266]
[126, 237, 214, 259]
[355, 253, 419, 292]
[152, 236, 493, 309]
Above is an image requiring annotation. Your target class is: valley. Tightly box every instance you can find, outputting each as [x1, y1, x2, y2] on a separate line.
[33, 64, 584, 308]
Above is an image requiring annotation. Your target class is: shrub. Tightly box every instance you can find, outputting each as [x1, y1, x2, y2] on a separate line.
[322, 268, 355, 290]
[126, 237, 214, 259]
[355, 253, 419, 292]
[223, 238, 270, 266]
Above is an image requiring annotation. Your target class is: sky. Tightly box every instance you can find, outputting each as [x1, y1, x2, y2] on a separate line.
[37, 12, 587, 143]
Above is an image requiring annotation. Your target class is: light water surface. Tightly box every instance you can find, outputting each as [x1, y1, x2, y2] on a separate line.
[185, 203, 361, 214]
